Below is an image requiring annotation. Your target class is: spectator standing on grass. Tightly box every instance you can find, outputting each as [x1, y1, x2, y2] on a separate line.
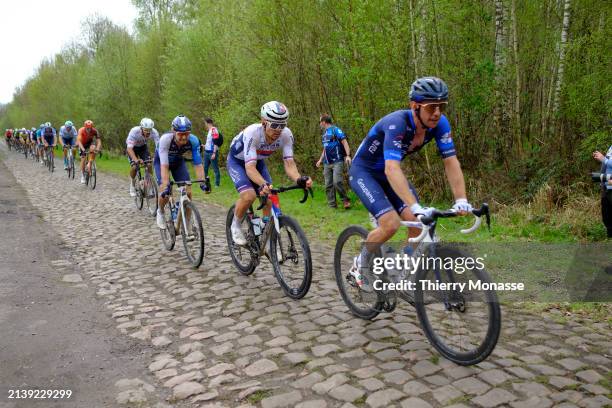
[316, 114, 351, 209]
[593, 144, 612, 238]
[202, 118, 222, 191]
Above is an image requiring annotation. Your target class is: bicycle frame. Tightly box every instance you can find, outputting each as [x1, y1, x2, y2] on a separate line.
[167, 183, 196, 235]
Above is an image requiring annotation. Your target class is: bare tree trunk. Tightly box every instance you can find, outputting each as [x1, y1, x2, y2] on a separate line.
[510, 0, 521, 155]
[408, 0, 419, 77]
[493, 0, 506, 130]
[552, 0, 571, 117]
[418, 1, 427, 72]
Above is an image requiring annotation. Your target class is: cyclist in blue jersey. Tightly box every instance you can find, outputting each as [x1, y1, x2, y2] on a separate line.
[58, 120, 78, 170]
[35, 124, 44, 163]
[349, 77, 473, 291]
[155, 115, 206, 229]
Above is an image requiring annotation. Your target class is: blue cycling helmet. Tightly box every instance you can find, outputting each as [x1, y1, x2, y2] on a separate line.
[65, 120, 73, 127]
[409, 76, 449, 102]
[171, 115, 192, 132]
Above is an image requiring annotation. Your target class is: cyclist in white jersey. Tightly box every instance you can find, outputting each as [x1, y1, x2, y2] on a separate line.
[126, 118, 160, 196]
[227, 101, 313, 244]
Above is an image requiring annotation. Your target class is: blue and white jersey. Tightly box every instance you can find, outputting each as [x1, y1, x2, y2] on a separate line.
[228, 123, 294, 164]
[59, 125, 77, 140]
[157, 132, 202, 166]
[322, 125, 347, 164]
[352, 109, 456, 171]
[126, 126, 160, 149]
[604, 145, 612, 190]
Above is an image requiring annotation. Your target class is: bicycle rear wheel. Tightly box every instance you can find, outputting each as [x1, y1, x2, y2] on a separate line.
[159, 201, 176, 250]
[225, 205, 257, 276]
[414, 245, 501, 365]
[334, 225, 384, 320]
[180, 201, 205, 268]
[144, 172, 158, 217]
[270, 215, 312, 299]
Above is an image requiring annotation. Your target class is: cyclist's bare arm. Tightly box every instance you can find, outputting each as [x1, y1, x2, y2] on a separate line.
[443, 156, 467, 202]
[194, 164, 205, 181]
[246, 161, 269, 188]
[283, 158, 301, 183]
[385, 159, 418, 211]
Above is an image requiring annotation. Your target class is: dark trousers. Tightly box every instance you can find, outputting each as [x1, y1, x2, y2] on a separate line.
[324, 161, 349, 206]
[204, 151, 220, 187]
[602, 189, 612, 238]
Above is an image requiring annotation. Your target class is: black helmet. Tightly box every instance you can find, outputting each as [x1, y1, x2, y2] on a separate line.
[409, 76, 449, 102]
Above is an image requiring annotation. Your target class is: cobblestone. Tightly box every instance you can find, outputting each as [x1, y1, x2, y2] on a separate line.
[3, 151, 609, 408]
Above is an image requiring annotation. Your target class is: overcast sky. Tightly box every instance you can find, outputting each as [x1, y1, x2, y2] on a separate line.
[0, 0, 138, 104]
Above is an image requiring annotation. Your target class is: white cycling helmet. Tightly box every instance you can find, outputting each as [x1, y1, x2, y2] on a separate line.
[140, 117, 154, 130]
[45, 122, 51, 127]
[260, 101, 289, 123]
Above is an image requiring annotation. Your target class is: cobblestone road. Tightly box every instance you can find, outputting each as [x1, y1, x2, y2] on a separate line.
[2, 149, 610, 408]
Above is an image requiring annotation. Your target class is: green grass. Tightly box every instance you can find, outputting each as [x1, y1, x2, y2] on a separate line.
[246, 390, 272, 404]
[94, 149, 609, 245]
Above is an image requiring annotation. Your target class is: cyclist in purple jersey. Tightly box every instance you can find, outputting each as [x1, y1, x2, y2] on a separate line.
[349, 77, 473, 291]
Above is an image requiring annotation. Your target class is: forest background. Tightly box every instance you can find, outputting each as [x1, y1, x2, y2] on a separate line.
[1, 0, 610, 239]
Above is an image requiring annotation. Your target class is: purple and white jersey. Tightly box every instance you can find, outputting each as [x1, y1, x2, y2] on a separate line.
[228, 123, 294, 164]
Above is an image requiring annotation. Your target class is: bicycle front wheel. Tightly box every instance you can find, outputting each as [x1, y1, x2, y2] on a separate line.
[225, 205, 257, 276]
[134, 173, 144, 210]
[89, 162, 96, 190]
[334, 225, 384, 320]
[270, 215, 312, 299]
[180, 201, 205, 268]
[414, 245, 501, 366]
[69, 155, 75, 179]
[144, 172, 158, 217]
[159, 201, 176, 251]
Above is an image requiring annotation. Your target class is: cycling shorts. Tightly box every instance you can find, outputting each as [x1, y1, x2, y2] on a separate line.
[349, 163, 419, 219]
[227, 154, 272, 193]
[128, 145, 150, 165]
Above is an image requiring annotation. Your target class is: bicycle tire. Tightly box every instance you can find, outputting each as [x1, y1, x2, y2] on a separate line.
[89, 162, 96, 190]
[134, 171, 144, 210]
[180, 201, 205, 268]
[225, 205, 257, 276]
[159, 200, 176, 250]
[270, 215, 312, 299]
[334, 225, 384, 320]
[49, 150, 54, 173]
[70, 154, 75, 179]
[414, 246, 501, 366]
[144, 171, 158, 217]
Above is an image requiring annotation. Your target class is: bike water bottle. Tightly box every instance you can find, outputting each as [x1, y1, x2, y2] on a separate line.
[252, 217, 263, 236]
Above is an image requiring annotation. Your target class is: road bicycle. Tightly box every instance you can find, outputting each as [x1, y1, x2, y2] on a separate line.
[82, 150, 100, 190]
[334, 204, 501, 365]
[63, 145, 76, 179]
[43, 145, 55, 173]
[132, 159, 158, 216]
[225, 185, 313, 299]
[159, 180, 206, 268]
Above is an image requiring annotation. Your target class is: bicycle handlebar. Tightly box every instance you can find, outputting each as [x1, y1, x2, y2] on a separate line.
[406, 203, 490, 243]
[256, 185, 314, 210]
